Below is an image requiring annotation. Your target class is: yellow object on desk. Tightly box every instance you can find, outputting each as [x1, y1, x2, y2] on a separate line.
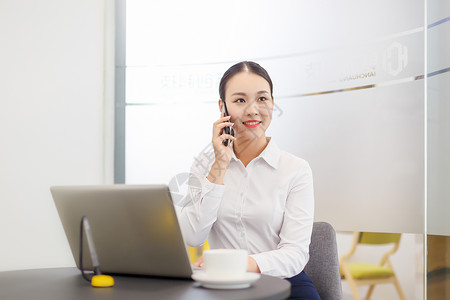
[91, 274, 115, 288]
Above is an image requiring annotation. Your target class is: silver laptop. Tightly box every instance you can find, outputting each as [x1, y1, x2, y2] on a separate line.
[51, 184, 193, 278]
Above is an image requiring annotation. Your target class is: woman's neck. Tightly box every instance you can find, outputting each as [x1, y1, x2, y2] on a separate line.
[233, 136, 269, 167]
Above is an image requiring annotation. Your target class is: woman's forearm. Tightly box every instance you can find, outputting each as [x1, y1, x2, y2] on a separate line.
[206, 160, 229, 185]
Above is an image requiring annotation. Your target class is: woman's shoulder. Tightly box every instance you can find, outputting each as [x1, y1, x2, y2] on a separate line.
[265, 138, 311, 174]
[278, 149, 312, 174]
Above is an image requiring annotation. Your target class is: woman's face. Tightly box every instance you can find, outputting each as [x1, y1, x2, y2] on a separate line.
[220, 71, 274, 141]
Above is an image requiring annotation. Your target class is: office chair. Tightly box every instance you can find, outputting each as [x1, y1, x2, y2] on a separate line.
[339, 232, 406, 300]
[304, 222, 343, 300]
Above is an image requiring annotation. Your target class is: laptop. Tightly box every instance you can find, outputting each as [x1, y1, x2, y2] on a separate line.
[51, 184, 193, 279]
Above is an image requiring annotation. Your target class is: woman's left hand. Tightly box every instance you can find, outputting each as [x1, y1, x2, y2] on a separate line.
[247, 256, 261, 273]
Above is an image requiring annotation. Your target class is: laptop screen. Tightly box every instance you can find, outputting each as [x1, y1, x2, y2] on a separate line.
[51, 184, 193, 278]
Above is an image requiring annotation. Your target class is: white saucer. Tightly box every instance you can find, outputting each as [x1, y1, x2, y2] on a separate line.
[191, 272, 261, 289]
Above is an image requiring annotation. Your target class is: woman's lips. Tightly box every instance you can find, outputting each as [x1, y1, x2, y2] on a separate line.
[243, 120, 262, 128]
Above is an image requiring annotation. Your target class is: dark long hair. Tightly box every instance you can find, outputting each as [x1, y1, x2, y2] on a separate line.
[219, 61, 273, 101]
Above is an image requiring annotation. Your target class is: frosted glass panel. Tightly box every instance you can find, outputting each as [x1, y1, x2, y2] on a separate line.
[126, 103, 219, 184]
[427, 74, 450, 237]
[269, 80, 424, 233]
[125, 0, 425, 233]
[427, 3, 450, 236]
[126, 65, 225, 104]
[126, 0, 423, 66]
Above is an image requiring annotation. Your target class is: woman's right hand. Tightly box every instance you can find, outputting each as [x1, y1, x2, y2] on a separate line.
[207, 115, 236, 184]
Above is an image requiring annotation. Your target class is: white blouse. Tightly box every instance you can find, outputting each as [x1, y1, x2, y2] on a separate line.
[178, 138, 314, 278]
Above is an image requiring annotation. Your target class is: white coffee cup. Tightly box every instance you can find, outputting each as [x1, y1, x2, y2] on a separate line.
[203, 249, 248, 279]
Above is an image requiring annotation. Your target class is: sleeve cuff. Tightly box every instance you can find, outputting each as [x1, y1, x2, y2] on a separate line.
[249, 253, 271, 275]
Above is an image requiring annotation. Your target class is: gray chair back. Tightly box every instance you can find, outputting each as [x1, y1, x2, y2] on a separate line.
[303, 222, 343, 300]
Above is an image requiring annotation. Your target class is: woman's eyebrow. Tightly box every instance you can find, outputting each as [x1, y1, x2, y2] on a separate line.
[230, 92, 247, 97]
[230, 91, 269, 97]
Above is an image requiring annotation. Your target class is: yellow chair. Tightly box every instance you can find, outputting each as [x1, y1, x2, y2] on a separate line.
[188, 240, 210, 263]
[339, 232, 406, 300]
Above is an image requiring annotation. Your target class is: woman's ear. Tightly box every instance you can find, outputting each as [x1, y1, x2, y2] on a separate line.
[218, 99, 224, 116]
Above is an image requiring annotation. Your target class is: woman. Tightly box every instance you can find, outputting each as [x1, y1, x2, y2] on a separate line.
[179, 61, 320, 299]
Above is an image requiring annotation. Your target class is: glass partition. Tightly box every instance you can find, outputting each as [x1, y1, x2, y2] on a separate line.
[125, 0, 425, 233]
[117, 0, 450, 298]
[427, 0, 450, 298]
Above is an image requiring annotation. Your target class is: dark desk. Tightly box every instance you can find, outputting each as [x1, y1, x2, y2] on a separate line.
[0, 267, 290, 300]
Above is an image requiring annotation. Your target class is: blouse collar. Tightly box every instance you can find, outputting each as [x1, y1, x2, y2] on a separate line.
[231, 137, 281, 169]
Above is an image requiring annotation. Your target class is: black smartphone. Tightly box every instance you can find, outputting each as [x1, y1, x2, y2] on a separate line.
[222, 100, 233, 146]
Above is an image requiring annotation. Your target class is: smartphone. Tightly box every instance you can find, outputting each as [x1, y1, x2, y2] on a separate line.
[222, 100, 233, 146]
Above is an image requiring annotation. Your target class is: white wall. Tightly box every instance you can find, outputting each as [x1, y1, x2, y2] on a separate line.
[0, 0, 113, 271]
